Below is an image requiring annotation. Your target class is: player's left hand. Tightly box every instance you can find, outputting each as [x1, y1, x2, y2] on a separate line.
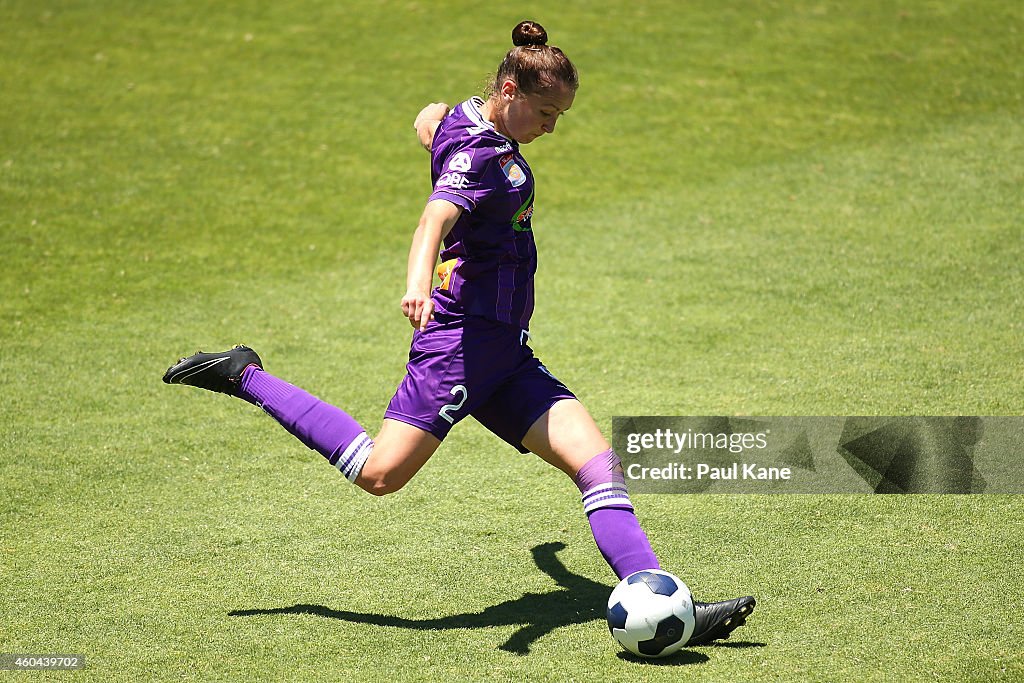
[413, 102, 450, 130]
[413, 102, 450, 151]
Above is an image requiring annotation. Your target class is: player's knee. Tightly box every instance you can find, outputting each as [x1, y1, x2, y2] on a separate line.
[355, 461, 410, 496]
[359, 477, 406, 496]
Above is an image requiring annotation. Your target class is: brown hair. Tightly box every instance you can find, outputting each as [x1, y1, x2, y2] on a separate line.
[488, 20, 579, 97]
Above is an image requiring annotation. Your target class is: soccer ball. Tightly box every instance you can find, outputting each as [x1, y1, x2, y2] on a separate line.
[606, 569, 696, 658]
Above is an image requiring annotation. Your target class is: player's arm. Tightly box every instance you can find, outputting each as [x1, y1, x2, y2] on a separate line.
[413, 102, 450, 151]
[401, 199, 461, 330]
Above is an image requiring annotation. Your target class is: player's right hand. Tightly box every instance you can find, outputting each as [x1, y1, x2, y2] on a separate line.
[401, 290, 434, 331]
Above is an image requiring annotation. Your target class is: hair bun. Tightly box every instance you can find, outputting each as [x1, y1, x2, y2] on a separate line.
[512, 20, 547, 47]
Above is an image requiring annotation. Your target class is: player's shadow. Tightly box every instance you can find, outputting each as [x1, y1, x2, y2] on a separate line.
[229, 541, 707, 661]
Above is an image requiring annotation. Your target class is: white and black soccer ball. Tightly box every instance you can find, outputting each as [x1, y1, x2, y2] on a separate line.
[606, 569, 696, 658]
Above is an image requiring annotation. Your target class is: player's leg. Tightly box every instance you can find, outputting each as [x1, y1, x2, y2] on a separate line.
[519, 398, 662, 580]
[519, 397, 609, 476]
[241, 366, 445, 494]
[522, 398, 756, 643]
[357, 419, 441, 496]
[465, 340, 662, 581]
[163, 346, 442, 494]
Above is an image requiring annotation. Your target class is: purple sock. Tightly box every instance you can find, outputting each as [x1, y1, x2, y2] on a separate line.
[586, 508, 661, 579]
[576, 449, 661, 579]
[238, 366, 372, 482]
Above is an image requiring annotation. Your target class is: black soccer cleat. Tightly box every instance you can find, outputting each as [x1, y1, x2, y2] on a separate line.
[162, 345, 262, 395]
[687, 596, 756, 645]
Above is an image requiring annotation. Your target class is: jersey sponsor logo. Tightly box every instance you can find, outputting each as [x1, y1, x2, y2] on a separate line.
[435, 258, 459, 291]
[437, 171, 470, 189]
[500, 154, 527, 188]
[448, 152, 472, 173]
[494, 142, 512, 154]
[512, 204, 534, 232]
[512, 189, 535, 232]
[516, 203, 534, 224]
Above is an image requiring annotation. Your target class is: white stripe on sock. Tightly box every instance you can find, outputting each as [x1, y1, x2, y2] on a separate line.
[581, 483, 633, 514]
[336, 434, 373, 483]
[335, 433, 369, 474]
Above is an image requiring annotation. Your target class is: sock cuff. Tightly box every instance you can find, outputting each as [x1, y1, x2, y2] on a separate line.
[575, 449, 634, 513]
[574, 448, 625, 491]
[335, 433, 373, 483]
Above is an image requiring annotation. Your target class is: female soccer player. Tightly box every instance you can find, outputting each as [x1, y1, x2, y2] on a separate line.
[164, 20, 754, 645]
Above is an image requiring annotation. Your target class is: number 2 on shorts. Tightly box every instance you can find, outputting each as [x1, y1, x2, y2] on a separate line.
[438, 384, 468, 424]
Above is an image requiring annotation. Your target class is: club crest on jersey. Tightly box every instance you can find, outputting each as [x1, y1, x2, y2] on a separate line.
[499, 153, 527, 188]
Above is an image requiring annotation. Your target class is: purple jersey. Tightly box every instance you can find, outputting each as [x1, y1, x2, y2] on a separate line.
[427, 97, 537, 329]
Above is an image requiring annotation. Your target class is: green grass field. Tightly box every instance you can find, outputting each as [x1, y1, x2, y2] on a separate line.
[2, 0, 1022, 680]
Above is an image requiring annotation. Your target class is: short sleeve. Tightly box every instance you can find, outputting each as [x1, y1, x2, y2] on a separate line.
[429, 139, 499, 213]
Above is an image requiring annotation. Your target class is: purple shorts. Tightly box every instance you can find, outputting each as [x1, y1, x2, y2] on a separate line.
[384, 313, 576, 452]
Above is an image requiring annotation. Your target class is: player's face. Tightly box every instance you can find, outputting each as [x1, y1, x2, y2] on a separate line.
[501, 80, 575, 144]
